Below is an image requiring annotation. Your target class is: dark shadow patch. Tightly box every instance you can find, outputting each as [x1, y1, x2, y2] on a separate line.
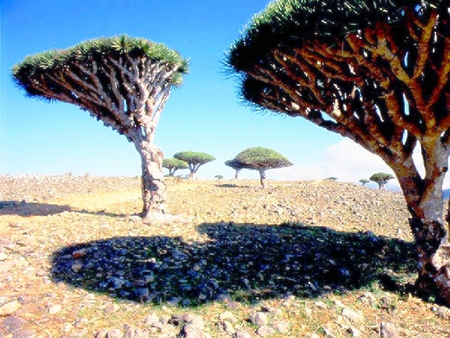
[50, 222, 416, 306]
[0, 201, 73, 216]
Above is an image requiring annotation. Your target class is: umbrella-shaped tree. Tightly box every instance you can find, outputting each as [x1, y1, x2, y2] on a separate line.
[231, 147, 292, 188]
[227, 0, 450, 302]
[162, 158, 189, 177]
[173, 151, 215, 179]
[370, 172, 395, 190]
[225, 158, 247, 179]
[12, 35, 189, 224]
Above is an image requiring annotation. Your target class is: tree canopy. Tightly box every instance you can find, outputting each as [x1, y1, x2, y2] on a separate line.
[233, 147, 292, 170]
[231, 147, 292, 187]
[173, 151, 215, 178]
[12, 35, 189, 140]
[162, 158, 189, 176]
[370, 172, 395, 189]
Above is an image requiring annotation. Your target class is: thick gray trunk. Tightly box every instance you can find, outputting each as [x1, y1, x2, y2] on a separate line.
[259, 170, 267, 188]
[394, 145, 450, 304]
[134, 141, 167, 221]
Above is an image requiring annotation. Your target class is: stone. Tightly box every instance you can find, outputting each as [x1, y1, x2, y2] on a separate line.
[47, 304, 62, 314]
[71, 262, 83, 273]
[94, 330, 109, 338]
[342, 307, 363, 324]
[0, 315, 27, 332]
[73, 317, 89, 328]
[106, 328, 123, 338]
[235, 329, 252, 338]
[346, 326, 362, 337]
[0, 300, 21, 316]
[380, 322, 398, 338]
[143, 314, 159, 326]
[249, 312, 269, 326]
[177, 322, 207, 338]
[219, 311, 237, 323]
[124, 326, 147, 338]
[274, 321, 290, 333]
[256, 325, 276, 337]
[220, 320, 234, 334]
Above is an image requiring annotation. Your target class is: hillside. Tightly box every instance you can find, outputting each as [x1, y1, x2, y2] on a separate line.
[1, 175, 449, 337]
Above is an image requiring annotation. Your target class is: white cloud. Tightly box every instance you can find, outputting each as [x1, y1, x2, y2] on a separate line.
[271, 139, 393, 184]
[272, 139, 450, 189]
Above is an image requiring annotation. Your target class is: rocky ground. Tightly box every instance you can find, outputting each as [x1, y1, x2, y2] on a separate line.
[1, 174, 450, 337]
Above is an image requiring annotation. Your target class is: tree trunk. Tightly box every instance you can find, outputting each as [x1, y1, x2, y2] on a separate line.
[409, 214, 450, 302]
[135, 142, 167, 222]
[259, 170, 267, 188]
[394, 148, 450, 304]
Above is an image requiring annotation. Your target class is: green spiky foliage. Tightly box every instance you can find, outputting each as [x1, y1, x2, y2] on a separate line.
[162, 158, 189, 177]
[12, 35, 189, 221]
[227, 0, 450, 304]
[12, 35, 189, 137]
[173, 151, 215, 178]
[234, 147, 292, 170]
[359, 179, 370, 186]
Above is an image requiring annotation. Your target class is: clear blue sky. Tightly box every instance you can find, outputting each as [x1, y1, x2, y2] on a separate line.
[1, 0, 400, 186]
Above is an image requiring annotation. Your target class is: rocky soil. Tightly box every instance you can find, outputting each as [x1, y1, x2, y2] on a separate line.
[1, 174, 450, 337]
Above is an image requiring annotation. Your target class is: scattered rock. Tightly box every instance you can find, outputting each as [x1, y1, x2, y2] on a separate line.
[249, 312, 269, 326]
[177, 322, 208, 338]
[47, 303, 62, 314]
[342, 307, 363, 324]
[274, 321, 290, 333]
[0, 301, 21, 316]
[380, 322, 398, 338]
[143, 314, 159, 326]
[105, 328, 123, 338]
[235, 329, 252, 338]
[256, 325, 275, 337]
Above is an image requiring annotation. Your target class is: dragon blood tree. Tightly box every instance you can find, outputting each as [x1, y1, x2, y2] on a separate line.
[12, 35, 189, 224]
[231, 147, 292, 188]
[227, 1, 450, 303]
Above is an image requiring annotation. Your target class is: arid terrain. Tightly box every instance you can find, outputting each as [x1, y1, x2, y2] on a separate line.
[1, 174, 450, 337]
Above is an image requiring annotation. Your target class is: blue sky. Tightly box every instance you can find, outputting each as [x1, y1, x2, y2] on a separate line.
[1, 0, 405, 187]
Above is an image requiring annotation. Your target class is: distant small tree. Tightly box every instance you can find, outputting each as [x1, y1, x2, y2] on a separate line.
[325, 177, 337, 181]
[370, 172, 394, 190]
[215, 175, 224, 181]
[162, 158, 188, 177]
[225, 159, 246, 180]
[173, 151, 215, 179]
[359, 179, 370, 187]
[232, 147, 292, 188]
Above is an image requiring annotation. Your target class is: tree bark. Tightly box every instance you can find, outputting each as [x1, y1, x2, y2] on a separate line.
[394, 147, 450, 303]
[135, 141, 167, 222]
[259, 170, 267, 188]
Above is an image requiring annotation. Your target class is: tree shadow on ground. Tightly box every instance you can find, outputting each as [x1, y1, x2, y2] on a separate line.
[0, 201, 127, 218]
[50, 222, 417, 307]
[0, 201, 73, 216]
